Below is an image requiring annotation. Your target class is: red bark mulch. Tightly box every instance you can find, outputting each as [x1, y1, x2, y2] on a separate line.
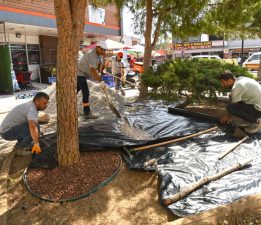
[25, 152, 121, 202]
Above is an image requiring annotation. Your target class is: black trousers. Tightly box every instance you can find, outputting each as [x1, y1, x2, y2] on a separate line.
[77, 76, 90, 115]
[227, 102, 261, 123]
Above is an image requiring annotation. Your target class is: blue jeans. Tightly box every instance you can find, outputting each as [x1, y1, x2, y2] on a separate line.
[227, 102, 261, 123]
[1, 122, 39, 148]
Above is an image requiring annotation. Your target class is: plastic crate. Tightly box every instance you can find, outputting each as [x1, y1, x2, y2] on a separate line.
[107, 81, 115, 87]
[102, 75, 113, 82]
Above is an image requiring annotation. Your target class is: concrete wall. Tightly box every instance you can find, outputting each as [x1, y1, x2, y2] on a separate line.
[228, 38, 261, 49]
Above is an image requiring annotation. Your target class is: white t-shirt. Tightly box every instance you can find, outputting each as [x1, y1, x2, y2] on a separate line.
[0, 101, 38, 133]
[231, 76, 261, 111]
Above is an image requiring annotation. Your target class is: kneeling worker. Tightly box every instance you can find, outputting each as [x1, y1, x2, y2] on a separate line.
[219, 70, 261, 133]
[0, 92, 49, 154]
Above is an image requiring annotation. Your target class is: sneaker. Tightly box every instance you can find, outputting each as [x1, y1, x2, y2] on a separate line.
[244, 120, 261, 133]
[84, 113, 99, 119]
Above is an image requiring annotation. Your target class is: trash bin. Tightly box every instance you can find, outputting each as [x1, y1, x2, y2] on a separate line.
[0, 45, 13, 94]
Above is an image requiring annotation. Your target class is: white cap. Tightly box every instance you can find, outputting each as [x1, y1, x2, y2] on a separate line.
[96, 41, 108, 50]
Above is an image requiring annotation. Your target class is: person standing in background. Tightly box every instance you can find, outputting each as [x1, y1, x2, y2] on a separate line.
[111, 52, 124, 94]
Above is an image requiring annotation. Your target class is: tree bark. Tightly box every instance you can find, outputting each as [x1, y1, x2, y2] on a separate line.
[138, 0, 153, 98]
[54, 0, 87, 166]
[139, 0, 162, 98]
[257, 60, 261, 81]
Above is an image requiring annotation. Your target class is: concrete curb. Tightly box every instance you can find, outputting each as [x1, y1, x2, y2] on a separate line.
[0, 149, 16, 225]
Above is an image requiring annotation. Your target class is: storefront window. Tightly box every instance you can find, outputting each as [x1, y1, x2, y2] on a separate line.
[27, 44, 40, 65]
[10, 44, 28, 72]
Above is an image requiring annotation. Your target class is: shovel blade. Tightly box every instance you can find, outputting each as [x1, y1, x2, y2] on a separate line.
[109, 103, 122, 118]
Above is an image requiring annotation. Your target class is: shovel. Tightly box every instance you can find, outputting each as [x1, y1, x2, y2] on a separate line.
[101, 85, 130, 125]
[104, 70, 138, 88]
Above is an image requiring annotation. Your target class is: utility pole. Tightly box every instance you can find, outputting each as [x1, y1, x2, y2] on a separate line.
[240, 38, 244, 66]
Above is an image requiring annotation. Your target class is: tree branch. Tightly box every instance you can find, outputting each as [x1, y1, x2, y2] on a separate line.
[151, 17, 162, 49]
[70, 0, 87, 28]
[54, 0, 72, 28]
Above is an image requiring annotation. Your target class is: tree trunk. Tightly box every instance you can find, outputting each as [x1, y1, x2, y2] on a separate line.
[139, 0, 153, 98]
[257, 60, 261, 81]
[139, 0, 162, 98]
[54, 0, 87, 166]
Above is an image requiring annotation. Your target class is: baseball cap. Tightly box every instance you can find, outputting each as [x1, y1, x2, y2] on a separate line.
[117, 52, 123, 58]
[96, 41, 108, 50]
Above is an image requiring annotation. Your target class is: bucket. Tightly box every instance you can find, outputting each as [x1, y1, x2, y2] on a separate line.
[48, 76, 56, 84]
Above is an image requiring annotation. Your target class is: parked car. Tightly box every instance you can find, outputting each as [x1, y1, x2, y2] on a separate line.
[242, 52, 261, 71]
[191, 55, 222, 60]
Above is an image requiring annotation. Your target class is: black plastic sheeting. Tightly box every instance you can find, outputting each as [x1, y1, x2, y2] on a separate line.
[124, 104, 261, 217]
[31, 120, 147, 169]
[31, 101, 261, 217]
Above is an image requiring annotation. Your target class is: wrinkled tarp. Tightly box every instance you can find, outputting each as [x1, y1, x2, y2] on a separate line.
[30, 101, 261, 217]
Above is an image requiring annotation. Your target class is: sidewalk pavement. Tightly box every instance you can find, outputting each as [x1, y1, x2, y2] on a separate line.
[0, 82, 50, 114]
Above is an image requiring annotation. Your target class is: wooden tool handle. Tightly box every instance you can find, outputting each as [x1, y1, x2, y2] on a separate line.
[101, 85, 110, 101]
[106, 71, 138, 87]
[218, 136, 249, 160]
[131, 126, 218, 152]
[163, 159, 252, 206]
[41, 120, 56, 132]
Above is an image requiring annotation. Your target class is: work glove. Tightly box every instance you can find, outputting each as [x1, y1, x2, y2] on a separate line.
[100, 81, 107, 90]
[32, 143, 41, 154]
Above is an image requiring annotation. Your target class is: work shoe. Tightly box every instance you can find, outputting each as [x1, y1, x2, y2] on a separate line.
[84, 112, 99, 119]
[232, 119, 251, 127]
[244, 120, 261, 133]
[229, 115, 251, 127]
[14, 144, 31, 156]
[120, 88, 126, 96]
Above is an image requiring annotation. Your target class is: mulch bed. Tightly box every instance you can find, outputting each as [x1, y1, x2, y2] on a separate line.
[25, 152, 121, 202]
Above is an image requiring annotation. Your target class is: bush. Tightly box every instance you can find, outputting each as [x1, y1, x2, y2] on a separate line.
[142, 59, 253, 103]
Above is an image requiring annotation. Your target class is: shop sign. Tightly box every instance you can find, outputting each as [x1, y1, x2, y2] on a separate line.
[212, 40, 224, 47]
[88, 5, 105, 24]
[174, 41, 212, 50]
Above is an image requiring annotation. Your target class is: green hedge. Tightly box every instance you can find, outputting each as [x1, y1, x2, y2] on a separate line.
[142, 59, 253, 102]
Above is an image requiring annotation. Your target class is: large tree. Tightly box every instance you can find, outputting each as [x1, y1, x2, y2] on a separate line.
[127, 0, 210, 97]
[54, 0, 87, 166]
[205, 0, 261, 77]
[53, 0, 124, 166]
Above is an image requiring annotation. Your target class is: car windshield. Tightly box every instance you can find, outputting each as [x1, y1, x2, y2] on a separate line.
[249, 54, 261, 62]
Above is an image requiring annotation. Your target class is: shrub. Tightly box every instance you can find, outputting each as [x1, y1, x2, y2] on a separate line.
[142, 59, 253, 103]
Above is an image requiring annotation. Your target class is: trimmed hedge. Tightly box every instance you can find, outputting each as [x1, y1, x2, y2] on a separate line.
[142, 58, 253, 102]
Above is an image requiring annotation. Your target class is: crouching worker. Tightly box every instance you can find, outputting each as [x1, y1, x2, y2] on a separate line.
[219, 70, 261, 133]
[0, 92, 49, 155]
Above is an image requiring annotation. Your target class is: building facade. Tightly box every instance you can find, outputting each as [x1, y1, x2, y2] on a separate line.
[172, 34, 261, 61]
[0, 0, 122, 81]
